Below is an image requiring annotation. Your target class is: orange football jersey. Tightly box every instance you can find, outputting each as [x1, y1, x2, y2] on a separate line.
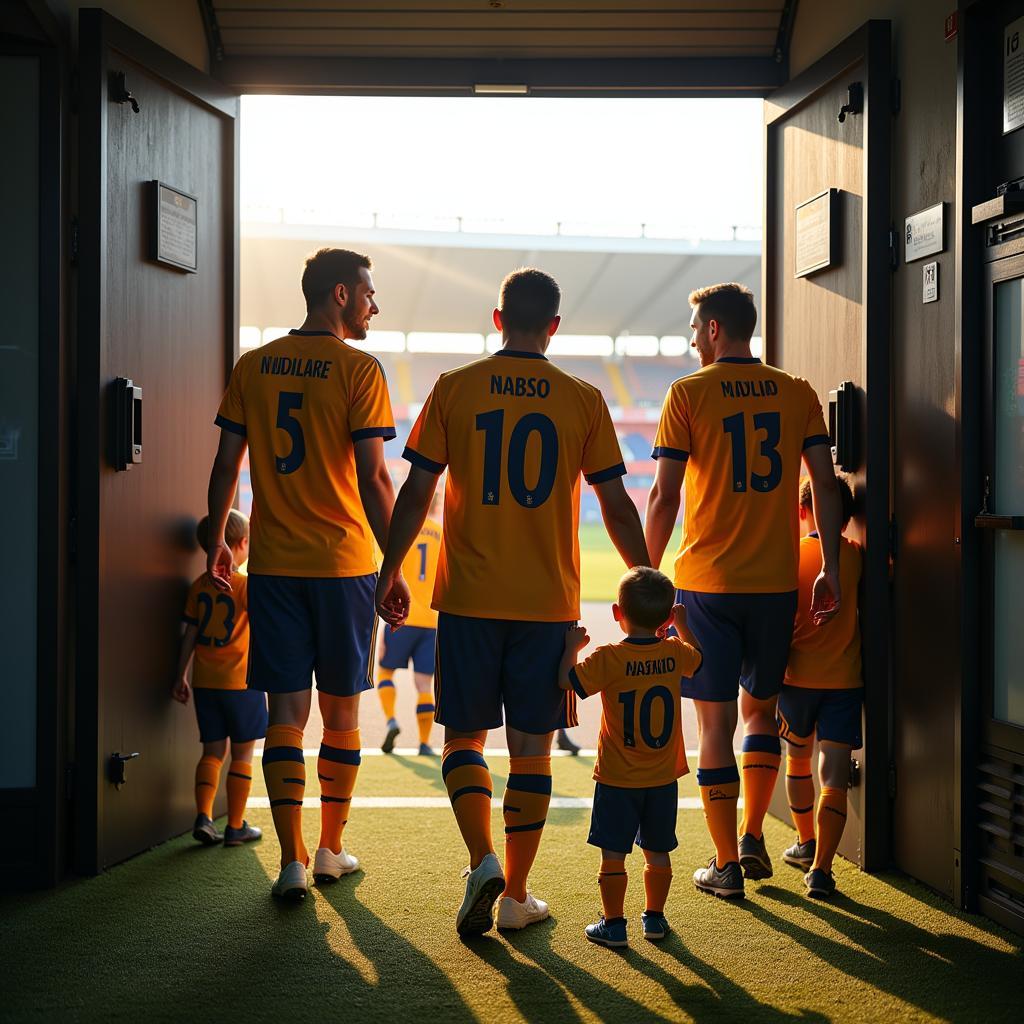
[653, 357, 829, 593]
[404, 350, 625, 621]
[183, 570, 250, 691]
[404, 517, 442, 629]
[569, 636, 701, 788]
[786, 533, 863, 689]
[216, 330, 395, 577]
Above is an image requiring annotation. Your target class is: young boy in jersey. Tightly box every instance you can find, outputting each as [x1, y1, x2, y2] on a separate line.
[172, 510, 267, 847]
[560, 567, 702, 947]
[378, 490, 442, 755]
[778, 476, 861, 898]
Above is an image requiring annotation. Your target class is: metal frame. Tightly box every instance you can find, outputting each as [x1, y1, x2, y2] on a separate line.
[75, 8, 239, 873]
[763, 21, 892, 870]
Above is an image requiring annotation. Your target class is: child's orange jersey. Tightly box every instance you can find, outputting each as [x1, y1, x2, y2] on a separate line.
[653, 358, 829, 594]
[569, 636, 702, 788]
[786, 534, 863, 689]
[404, 350, 625, 621]
[183, 571, 249, 690]
[405, 517, 442, 629]
[216, 330, 396, 577]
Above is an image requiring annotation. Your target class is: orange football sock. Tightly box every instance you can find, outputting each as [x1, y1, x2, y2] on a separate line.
[377, 673, 397, 720]
[226, 759, 253, 829]
[194, 755, 222, 818]
[416, 700, 435, 746]
[503, 755, 552, 903]
[738, 734, 782, 838]
[697, 765, 740, 867]
[785, 746, 816, 844]
[813, 786, 848, 872]
[643, 861, 673, 915]
[262, 724, 308, 868]
[318, 727, 361, 854]
[442, 738, 494, 869]
[598, 858, 627, 920]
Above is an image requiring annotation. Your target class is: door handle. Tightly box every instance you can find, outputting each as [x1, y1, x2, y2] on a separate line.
[828, 381, 857, 472]
[112, 376, 143, 470]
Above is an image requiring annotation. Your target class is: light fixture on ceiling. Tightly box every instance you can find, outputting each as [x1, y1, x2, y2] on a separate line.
[473, 83, 529, 95]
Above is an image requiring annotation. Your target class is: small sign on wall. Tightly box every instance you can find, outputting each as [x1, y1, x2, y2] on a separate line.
[151, 181, 197, 272]
[905, 203, 945, 263]
[923, 261, 939, 303]
[1006, 15, 1024, 133]
[795, 188, 839, 278]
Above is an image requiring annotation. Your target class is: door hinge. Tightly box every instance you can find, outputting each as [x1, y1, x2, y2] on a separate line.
[889, 517, 898, 560]
[70, 216, 79, 267]
[887, 761, 897, 799]
[888, 223, 899, 272]
[890, 77, 902, 116]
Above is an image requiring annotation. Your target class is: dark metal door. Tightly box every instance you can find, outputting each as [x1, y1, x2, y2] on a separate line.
[75, 11, 239, 871]
[762, 22, 892, 869]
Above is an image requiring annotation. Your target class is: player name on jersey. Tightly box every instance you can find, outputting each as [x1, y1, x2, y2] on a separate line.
[720, 378, 780, 399]
[489, 374, 551, 398]
[259, 354, 333, 380]
[625, 656, 677, 677]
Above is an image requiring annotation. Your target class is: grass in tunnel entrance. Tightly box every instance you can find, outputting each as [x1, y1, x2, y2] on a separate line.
[2, 761, 1022, 1023]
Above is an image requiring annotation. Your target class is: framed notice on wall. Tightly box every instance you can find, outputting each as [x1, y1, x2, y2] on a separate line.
[1005, 15, 1024, 133]
[794, 188, 839, 278]
[151, 181, 197, 272]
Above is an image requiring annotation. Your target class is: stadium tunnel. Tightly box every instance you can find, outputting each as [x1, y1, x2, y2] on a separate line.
[2, 0, 1024, 941]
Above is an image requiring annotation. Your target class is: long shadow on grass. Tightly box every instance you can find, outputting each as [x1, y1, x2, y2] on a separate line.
[646, 934, 830, 1024]
[391, 754, 449, 793]
[498, 917, 679, 1024]
[741, 884, 1022, 1023]
[319, 872, 476, 1019]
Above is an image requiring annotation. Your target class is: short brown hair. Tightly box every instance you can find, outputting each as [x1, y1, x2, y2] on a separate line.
[196, 509, 249, 554]
[301, 248, 371, 310]
[499, 268, 561, 333]
[800, 474, 856, 526]
[618, 566, 675, 631]
[688, 282, 757, 341]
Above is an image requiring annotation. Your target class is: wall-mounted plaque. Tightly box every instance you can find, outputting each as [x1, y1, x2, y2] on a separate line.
[151, 181, 197, 272]
[923, 261, 938, 304]
[795, 189, 839, 279]
[1006, 16, 1024, 133]
[905, 203, 944, 263]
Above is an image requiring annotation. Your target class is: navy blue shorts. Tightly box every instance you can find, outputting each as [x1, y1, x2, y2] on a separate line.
[778, 684, 863, 749]
[676, 589, 797, 702]
[193, 688, 268, 744]
[588, 780, 679, 853]
[380, 624, 436, 675]
[247, 573, 378, 697]
[434, 613, 577, 733]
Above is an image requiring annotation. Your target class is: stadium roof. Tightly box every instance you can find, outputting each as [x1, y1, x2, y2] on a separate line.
[242, 219, 761, 338]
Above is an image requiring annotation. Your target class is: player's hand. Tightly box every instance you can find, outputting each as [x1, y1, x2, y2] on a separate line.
[172, 678, 191, 705]
[375, 570, 411, 629]
[207, 539, 234, 593]
[670, 603, 687, 633]
[810, 567, 841, 626]
[564, 625, 590, 654]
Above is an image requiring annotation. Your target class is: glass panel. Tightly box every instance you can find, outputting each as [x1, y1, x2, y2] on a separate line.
[0, 57, 38, 786]
[992, 279, 1024, 727]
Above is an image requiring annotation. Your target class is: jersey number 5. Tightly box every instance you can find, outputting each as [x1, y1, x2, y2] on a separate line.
[722, 411, 782, 493]
[475, 409, 559, 508]
[276, 391, 305, 474]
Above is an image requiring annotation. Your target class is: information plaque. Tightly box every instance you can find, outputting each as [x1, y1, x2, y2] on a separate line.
[905, 203, 944, 263]
[1006, 15, 1024, 134]
[152, 181, 197, 272]
[795, 189, 839, 279]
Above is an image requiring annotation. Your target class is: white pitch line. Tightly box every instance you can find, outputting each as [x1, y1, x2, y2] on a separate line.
[246, 796, 743, 810]
[254, 748, 709, 758]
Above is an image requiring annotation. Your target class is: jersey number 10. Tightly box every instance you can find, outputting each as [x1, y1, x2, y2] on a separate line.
[476, 409, 559, 508]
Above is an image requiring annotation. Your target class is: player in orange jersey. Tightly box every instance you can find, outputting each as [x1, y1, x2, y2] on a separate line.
[173, 509, 266, 848]
[378, 489, 442, 756]
[778, 475, 862, 899]
[559, 567, 702, 948]
[645, 282, 843, 899]
[375, 268, 650, 935]
[206, 248, 400, 900]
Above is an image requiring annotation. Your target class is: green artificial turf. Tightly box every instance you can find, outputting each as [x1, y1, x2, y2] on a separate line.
[3, 755, 1021, 1023]
[579, 523, 676, 603]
